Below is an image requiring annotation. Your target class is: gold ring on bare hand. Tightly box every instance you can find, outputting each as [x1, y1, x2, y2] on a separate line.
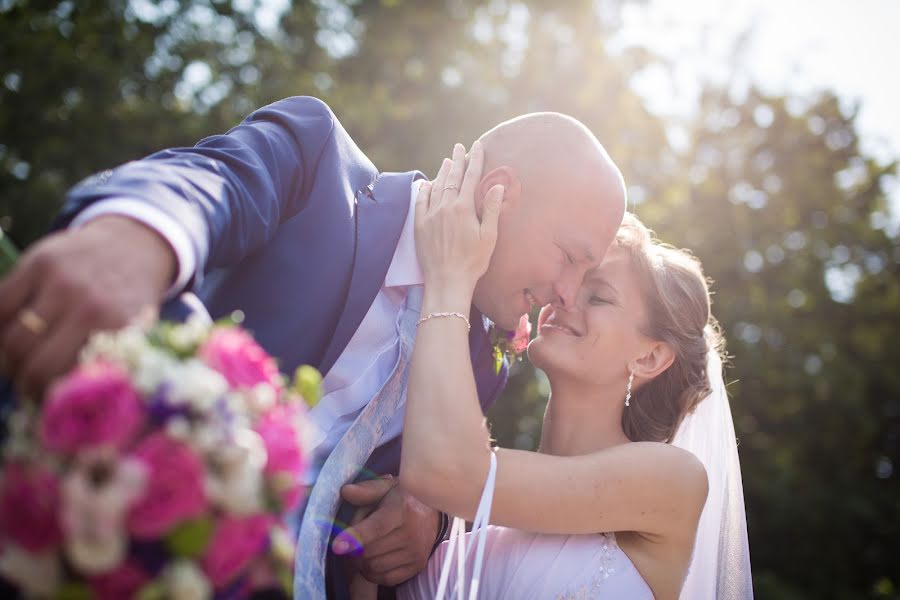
[442, 184, 460, 192]
[18, 308, 47, 336]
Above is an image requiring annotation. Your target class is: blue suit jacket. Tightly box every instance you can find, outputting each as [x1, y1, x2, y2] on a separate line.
[53, 96, 509, 598]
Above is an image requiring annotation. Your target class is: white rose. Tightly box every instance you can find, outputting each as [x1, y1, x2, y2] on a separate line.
[246, 382, 277, 415]
[205, 429, 267, 515]
[167, 316, 211, 353]
[61, 457, 145, 575]
[169, 359, 229, 412]
[0, 545, 62, 597]
[166, 416, 192, 440]
[81, 326, 149, 370]
[133, 346, 179, 395]
[164, 560, 212, 600]
[65, 532, 128, 575]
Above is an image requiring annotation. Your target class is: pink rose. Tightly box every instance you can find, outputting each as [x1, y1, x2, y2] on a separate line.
[199, 327, 280, 389]
[127, 433, 206, 538]
[509, 314, 532, 354]
[90, 561, 149, 600]
[0, 462, 62, 553]
[202, 514, 274, 590]
[255, 406, 307, 511]
[39, 362, 144, 454]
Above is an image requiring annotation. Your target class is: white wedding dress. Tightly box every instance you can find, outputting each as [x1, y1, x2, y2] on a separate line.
[398, 526, 655, 599]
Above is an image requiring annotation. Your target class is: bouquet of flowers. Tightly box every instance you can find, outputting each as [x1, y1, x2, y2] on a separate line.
[0, 316, 319, 599]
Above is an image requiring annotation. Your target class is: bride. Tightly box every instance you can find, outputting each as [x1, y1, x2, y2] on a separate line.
[389, 147, 752, 599]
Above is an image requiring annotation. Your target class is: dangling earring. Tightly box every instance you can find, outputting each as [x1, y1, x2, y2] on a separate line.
[625, 370, 634, 407]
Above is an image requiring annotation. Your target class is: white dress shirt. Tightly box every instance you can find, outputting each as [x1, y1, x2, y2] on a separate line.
[302, 180, 424, 484]
[75, 181, 425, 485]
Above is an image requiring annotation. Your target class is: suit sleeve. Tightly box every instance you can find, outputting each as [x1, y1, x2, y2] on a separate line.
[56, 96, 337, 289]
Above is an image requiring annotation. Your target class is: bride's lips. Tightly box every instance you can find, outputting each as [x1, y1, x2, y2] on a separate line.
[538, 308, 582, 337]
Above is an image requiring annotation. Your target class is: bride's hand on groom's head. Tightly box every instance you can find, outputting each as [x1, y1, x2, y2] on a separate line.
[415, 141, 504, 303]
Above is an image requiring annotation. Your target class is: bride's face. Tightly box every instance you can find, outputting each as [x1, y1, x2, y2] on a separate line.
[527, 247, 654, 387]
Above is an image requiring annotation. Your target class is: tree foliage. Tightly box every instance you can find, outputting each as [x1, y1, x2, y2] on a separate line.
[1, 0, 897, 597]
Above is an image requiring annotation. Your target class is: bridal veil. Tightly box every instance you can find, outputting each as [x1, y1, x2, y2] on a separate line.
[671, 344, 754, 599]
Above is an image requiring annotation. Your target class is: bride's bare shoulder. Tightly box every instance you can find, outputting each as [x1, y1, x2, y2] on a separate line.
[605, 440, 707, 479]
[608, 441, 709, 518]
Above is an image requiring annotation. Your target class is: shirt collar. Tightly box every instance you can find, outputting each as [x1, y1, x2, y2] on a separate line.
[384, 179, 425, 288]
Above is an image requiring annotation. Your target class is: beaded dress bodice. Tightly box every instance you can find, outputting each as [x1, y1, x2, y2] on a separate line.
[398, 526, 655, 600]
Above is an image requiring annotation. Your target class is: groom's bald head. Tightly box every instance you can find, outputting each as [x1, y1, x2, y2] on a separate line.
[477, 111, 625, 214]
[468, 111, 628, 330]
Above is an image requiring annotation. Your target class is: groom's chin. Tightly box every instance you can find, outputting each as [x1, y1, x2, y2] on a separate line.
[476, 301, 518, 331]
[473, 287, 520, 331]
[495, 312, 524, 332]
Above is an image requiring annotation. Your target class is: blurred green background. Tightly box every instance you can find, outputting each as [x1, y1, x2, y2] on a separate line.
[2, 1, 898, 597]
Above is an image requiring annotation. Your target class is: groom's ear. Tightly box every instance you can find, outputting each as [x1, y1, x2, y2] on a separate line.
[632, 341, 676, 383]
[475, 166, 520, 219]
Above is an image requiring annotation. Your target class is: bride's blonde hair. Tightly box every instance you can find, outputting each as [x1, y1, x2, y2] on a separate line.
[615, 213, 725, 443]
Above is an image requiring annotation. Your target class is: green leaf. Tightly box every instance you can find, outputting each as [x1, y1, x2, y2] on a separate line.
[293, 365, 323, 408]
[165, 517, 214, 558]
[134, 580, 167, 600]
[0, 227, 19, 278]
[55, 582, 94, 600]
[277, 565, 293, 596]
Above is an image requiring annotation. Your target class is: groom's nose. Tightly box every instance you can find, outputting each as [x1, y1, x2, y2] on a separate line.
[551, 272, 581, 310]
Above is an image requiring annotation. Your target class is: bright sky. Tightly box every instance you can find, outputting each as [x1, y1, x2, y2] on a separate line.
[611, 0, 900, 226]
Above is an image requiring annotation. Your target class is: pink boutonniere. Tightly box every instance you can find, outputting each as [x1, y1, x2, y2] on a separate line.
[489, 314, 532, 374]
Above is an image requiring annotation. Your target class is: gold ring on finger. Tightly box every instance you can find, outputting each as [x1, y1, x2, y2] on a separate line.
[442, 184, 460, 192]
[18, 308, 48, 336]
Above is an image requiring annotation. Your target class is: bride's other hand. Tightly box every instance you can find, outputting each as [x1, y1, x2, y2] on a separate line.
[414, 141, 505, 304]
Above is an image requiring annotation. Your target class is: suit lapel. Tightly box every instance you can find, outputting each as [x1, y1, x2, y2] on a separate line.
[318, 171, 424, 376]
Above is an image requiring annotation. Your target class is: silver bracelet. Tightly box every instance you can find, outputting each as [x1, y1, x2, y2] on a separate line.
[416, 311, 471, 332]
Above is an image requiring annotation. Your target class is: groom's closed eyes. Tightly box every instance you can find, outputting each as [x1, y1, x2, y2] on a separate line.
[555, 239, 598, 266]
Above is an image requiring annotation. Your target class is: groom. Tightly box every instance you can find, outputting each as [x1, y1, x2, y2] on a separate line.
[0, 96, 625, 597]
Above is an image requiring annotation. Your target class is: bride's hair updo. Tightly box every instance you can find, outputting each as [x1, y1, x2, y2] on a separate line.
[615, 213, 725, 443]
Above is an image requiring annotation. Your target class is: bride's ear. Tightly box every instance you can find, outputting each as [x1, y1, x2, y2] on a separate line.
[631, 341, 676, 383]
[476, 166, 520, 219]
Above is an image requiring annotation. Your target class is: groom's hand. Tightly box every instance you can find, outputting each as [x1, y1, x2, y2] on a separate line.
[335, 476, 441, 587]
[0, 215, 176, 396]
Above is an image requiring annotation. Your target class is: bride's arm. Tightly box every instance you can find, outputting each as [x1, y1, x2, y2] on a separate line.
[403, 289, 707, 538]
[400, 144, 707, 540]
